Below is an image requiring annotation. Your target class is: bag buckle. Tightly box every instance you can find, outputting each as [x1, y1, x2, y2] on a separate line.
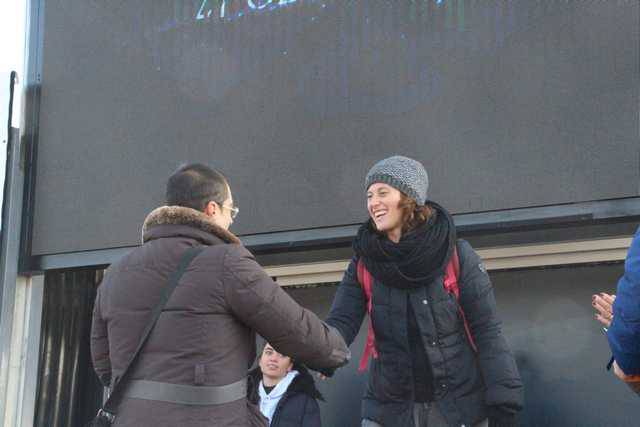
[97, 409, 116, 423]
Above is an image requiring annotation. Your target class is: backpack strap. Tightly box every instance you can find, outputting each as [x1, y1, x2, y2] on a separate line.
[444, 247, 478, 353]
[356, 258, 379, 372]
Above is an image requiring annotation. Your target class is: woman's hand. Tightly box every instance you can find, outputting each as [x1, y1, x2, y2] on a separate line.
[593, 292, 616, 328]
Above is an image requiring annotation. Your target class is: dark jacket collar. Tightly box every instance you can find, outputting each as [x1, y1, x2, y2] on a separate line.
[142, 206, 241, 246]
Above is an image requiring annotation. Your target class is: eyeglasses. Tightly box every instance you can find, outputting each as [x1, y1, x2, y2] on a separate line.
[209, 200, 239, 219]
[222, 203, 239, 219]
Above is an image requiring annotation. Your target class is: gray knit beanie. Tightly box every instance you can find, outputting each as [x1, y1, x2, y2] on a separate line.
[365, 156, 429, 205]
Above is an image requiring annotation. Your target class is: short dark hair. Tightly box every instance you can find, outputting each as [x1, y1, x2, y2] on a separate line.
[166, 163, 229, 212]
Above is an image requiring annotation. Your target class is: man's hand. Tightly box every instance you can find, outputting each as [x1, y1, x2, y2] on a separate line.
[593, 292, 616, 328]
[612, 360, 640, 394]
[315, 366, 336, 381]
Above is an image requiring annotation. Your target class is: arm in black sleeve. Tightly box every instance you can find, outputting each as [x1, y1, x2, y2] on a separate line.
[325, 257, 367, 347]
[457, 240, 524, 414]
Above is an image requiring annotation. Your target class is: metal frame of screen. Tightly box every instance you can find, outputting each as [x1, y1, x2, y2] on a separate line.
[24, 198, 640, 273]
[19, 0, 45, 273]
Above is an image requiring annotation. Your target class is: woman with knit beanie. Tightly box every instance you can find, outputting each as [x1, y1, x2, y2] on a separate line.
[325, 156, 523, 427]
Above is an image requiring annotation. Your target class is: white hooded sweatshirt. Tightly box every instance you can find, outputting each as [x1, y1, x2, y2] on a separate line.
[258, 370, 300, 425]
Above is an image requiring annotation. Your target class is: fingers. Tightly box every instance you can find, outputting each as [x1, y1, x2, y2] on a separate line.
[592, 293, 614, 328]
[316, 373, 328, 381]
[599, 293, 616, 305]
[592, 293, 613, 310]
[592, 294, 614, 318]
[594, 313, 612, 328]
[593, 299, 612, 317]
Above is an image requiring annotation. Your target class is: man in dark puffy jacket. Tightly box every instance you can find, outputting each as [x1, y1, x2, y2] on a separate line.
[90, 163, 349, 427]
[594, 226, 640, 394]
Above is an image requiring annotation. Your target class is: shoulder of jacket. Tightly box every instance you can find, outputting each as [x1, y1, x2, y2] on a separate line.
[287, 371, 324, 401]
[203, 243, 249, 266]
[455, 238, 471, 250]
[348, 255, 360, 272]
[455, 239, 489, 276]
[455, 239, 474, 261]
[220, 243, 250, 257]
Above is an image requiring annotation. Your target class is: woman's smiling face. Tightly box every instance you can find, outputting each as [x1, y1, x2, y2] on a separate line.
[367, 183, 404, 242]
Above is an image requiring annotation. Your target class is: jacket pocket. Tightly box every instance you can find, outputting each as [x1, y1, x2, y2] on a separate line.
[367, 356, 409, 403]
[454, 388, 487, 425]
[432, 294, 462, 338]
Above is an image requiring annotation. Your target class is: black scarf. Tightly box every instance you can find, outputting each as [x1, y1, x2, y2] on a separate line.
[352, 201, 456, 290]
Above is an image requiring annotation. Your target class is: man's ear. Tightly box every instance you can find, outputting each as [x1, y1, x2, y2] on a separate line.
[204, 201, 217, 217]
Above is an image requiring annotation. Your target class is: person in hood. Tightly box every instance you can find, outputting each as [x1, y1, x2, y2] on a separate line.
[594, 226, 640, 395]
[248, 343, 323, 427]
[324, 156, 523, 427]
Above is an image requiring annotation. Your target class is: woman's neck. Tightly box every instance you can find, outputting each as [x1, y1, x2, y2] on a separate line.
[386, 228, 402, 243]
[262, 375, 283, 388]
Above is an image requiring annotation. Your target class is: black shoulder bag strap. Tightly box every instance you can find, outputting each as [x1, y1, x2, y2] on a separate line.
[88, 246, 204, 427]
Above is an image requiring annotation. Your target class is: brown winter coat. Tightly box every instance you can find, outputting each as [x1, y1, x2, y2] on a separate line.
[90, 206, 349, 427]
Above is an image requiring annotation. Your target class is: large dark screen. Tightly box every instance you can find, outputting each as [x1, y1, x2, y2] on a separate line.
[32, 0, 639, 255]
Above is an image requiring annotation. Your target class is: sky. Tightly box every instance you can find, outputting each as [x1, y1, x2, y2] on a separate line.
[0, 0, 26, 220]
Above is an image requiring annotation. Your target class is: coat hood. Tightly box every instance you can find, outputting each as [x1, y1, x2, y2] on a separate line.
[142, 205, 241, 245]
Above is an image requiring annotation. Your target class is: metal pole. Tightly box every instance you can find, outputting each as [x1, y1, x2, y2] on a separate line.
[0, 71, 19, 309]
[0, 71, 27, 425]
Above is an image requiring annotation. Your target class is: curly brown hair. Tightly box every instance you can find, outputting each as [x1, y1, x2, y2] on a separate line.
[370, 191, 434, 235]
[398, 193, 435, 233]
